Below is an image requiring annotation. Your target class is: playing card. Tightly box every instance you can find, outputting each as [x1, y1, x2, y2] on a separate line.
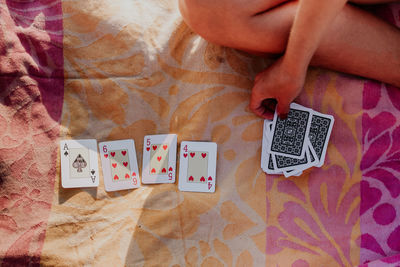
[272, 148, 311, 173]
[268, 103, 312, 159]
[142, 134, 177, 184]
[273, 138, 319, 171]
[99, 139, 140, 191]
[261, 119, 283, 175]
[60, 139, 99, 188]
[178, 141, 217, 193]
[283, 169, 303, 178]
[264, 119, 273, 141]
[261, 120, 271, 171]
[308, 140, 319, 167]
[308, 110, 335, 167]
[264, 153, 283, 175]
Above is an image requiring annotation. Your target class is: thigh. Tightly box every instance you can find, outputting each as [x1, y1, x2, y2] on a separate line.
[178, 0, 292, 49]
[349, 0, 398, 3]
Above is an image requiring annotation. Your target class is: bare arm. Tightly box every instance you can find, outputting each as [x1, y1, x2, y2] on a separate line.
[250, 0, 348, 119]
[282, 0, 348, 77]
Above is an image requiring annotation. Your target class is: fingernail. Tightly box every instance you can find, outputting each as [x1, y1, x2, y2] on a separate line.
[279, 113, 288, 120]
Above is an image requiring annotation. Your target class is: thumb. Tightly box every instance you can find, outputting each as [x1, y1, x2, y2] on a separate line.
[277, 100, 291, 120]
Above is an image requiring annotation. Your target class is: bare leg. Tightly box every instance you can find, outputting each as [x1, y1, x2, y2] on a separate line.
[351, 0, 397, 3]
[179, 0, 400, 86]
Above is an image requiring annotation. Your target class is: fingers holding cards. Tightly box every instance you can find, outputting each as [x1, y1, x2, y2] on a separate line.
[142, 134, 177, 184]
[179, 141, 217, 193]
[99, 139, 140, 192]
[60, 139, 99, 188]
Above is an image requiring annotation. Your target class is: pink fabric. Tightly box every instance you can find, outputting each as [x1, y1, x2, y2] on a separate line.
[266, 73, 363, 267]
[359, 4, 400, 266]
[0, 0, 63, 265]
[360, 83, 400, 265]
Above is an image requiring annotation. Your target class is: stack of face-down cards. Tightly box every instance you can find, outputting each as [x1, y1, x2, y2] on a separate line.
[261, 103, 334, 178]
[60, 135, 217, 193]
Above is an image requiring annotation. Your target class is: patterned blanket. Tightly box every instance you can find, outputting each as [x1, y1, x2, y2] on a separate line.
[1, 0, 399, 266]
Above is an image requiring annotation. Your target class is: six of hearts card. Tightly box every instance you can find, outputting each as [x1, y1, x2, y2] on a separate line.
[99, 139, 140, 192]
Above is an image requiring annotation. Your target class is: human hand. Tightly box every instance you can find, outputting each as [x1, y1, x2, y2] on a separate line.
[249, 57, 306, 119]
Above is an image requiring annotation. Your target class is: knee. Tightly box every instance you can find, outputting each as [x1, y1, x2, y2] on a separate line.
[178, 0, 243, 46]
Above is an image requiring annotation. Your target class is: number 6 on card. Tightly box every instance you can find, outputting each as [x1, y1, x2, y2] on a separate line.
[178, 141, 217, 193]
[142, 134, 177, 184]
[99, 139, 140, 192]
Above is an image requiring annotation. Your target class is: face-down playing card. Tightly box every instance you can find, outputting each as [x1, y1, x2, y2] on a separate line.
[268, 103, 312, 159]
[308, 110, 334, 167]
[142, 134, 177, 184]
[261, 120, 283, 175]
[99, 139, 140, 191]
[60, 139, 99, 188]
[178, 141, 217, 193]
[272, 141, 318, 172]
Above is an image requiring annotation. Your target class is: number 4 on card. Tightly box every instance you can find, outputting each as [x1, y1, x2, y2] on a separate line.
[178, 141, 217, 193]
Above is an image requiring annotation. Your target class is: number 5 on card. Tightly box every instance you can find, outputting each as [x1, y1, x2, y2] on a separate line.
[142, 134, 177, 184]
[178, 141, 217, 193]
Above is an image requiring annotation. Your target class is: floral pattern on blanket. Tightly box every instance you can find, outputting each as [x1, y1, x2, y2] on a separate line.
[0, 0, 63, 265]
[360, 82, 400, 265]
[1, 0, 399, 266]
[41, 0, 267, 266]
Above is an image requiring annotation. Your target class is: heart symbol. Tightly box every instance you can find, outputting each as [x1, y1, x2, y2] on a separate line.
[111, 152, 116, 157]
[162, 168, 166, 173]
[190, 152, 195, 158]
[112, 163, 117, 168]
[121, 151, 127, 156]
[189, 176, 194, 181]
[125, 173, 130, 179]
[208, 176, 213, 181]
[153, 145, 157, 151]
[104, 154, 108, 158]
[200, 176, 205, 182]
[132, 172, 136, 176]
[169, 167, 173, 171]
[183, 153, 187, 158]
[157, 156, 162, 161]
[202, 153, 207, 158]
[114, 175, 119, 180]
[151, 168, 156, 174]
[146, 147, 150, 151]
[123, 162, 128, 167]
[163, 145, 168, 150]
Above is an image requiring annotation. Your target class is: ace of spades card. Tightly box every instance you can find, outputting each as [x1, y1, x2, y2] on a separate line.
[60, 139, 99, 188]
[142, 134, 177, 184]
[99, 139, 140, 192]
[178, 141, 217, 193]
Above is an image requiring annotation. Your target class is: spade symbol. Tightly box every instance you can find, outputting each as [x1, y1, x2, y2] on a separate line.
[64, 151, 68, 156]
[72, 154, 87, 172]
[91, 169, 95, 175]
